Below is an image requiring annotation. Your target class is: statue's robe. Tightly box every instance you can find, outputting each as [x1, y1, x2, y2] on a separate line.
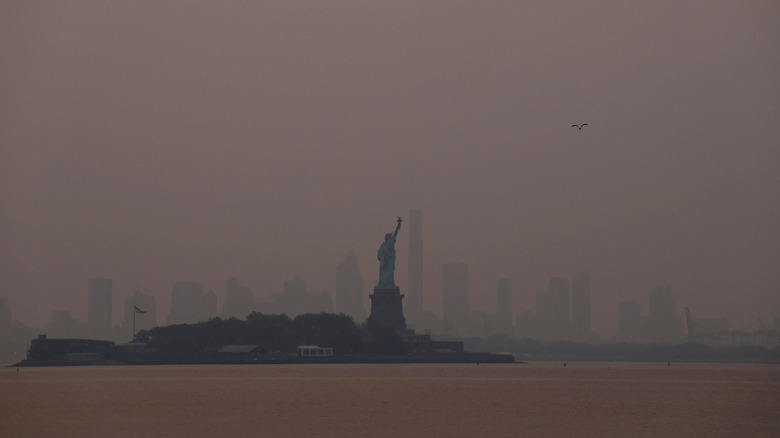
[377, 236, 397, 288]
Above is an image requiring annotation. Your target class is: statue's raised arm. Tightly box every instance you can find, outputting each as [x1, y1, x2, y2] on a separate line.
[393, 216, 402, 238]
[377, 216, 403, 289]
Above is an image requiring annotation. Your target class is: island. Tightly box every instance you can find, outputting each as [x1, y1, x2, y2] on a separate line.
[14, 217, 514, 366]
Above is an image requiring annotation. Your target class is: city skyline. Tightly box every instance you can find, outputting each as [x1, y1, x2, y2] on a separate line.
[1, 257, 769, 341]
[2, 2, 778, 337]
[0, 204, 775, 338]
[0, 205, 777, 338]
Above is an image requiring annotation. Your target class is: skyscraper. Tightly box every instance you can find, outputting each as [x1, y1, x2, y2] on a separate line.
[496, 278, 513, 336]
[407, 209, 423, 321]
[535, 290, 552, 340]
[443, 263, 469, 321]
[336, 251, 365, 321]
[548, 276, 570, 339]
[88, 278, 113, 337]
[270, 275, 333, 317]
[535, 277, 570, 341]
[648, 284, 683, 343]
[649, 285, 674, 320]
[221, 277, 255, 320]
[571, 271, 591, 342]
[48, 309, 88, 338]
[167, 282, 217, 324]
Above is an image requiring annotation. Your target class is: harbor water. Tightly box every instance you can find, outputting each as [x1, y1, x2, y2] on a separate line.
[1, 362, 778, 437]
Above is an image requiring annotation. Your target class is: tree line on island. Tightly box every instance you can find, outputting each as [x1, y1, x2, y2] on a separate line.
[136, 312, 408, 356]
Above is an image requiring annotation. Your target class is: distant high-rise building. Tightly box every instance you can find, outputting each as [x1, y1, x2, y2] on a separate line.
[49, 310, 74, 327]
[167, 282, 217, 324]
[0, 298, 11, 331]
[442, 263, 469, 317]
[536, 290, 551, 319]
[534, 277, 570, 340]
[649, 285, 674, 320]
[442, 263, 469, 336]
[648, 284, 683, 343]
[548, 276, 570, 339]
[496, 279, 513, 336]
[205, 289, 217, 317]
[221, 277, 255, 320]
[88, 278, 113, 336]
[284, 276, 306, 298]
[267, 275, 333, 317]
[336, 251, 365, 322]
[48, 309, 89, 338]
[122, 287, 157, 339]
[514, 309, 537, 339]
[618, 300, 642, 341]
[407, 209, 423, 320]
[535, 290, 552, 340]
[571, 271, 591, 342]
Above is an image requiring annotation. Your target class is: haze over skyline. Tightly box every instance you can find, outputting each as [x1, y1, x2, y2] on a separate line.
[2, 1, 778, 337]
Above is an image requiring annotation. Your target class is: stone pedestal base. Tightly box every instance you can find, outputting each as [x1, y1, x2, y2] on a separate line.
[368, 287, 407, 333]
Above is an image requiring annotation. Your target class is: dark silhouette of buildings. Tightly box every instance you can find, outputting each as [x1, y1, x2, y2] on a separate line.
[515, 273, 596, 342]
[407, 209, 423, 323]
[167, 282, 217, 325]
[648, 285, 684, 343]
[618, 300, 642, 340]
[259, 276, 333, 317]
[684, 307, 742, 348]
[533, 291, 550, 338]
[442, 263, 469, 316]
[122, 287, 157, 339]
[615, 286, 684, 343]
[335, 251, 365, 322]
[534, 277, 570, 340]
[26, 335, 114, 365]
[571, 271, 591, 342]
[684, 307, 729, 340]
[402, 210, 443, 334]
[47, 309, 90, 339]
[88, 278, 113, 338]
[442, 263, 469, 335]
[0, 300, 37, 364]
[496, 278, 513, 336]
[649, 285, 674, 320]
[221, 277, 255, 320]
[284, 275, 333, 315]
[547, 277, 570, 333]
[514, 309, 535, 339]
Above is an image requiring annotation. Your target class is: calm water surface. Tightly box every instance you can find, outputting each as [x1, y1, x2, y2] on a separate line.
[1, 362, 778, 438]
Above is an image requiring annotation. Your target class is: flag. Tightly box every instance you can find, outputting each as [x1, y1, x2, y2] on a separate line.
[134, 306, 147, 314]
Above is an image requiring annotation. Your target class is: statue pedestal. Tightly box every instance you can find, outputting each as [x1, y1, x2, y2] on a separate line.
[368, 287, 407, 333]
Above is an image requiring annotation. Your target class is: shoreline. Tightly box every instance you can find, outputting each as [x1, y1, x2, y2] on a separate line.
[12, 351, 518, 367]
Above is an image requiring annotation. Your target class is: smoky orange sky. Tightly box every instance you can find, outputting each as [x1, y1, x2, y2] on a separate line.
[1, 1, 779, 337]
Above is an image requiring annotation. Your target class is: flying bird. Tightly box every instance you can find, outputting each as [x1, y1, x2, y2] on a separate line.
[572, 123, 588, 130]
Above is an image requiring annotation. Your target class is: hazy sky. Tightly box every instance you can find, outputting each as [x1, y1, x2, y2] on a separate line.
[2, 1, 778, 337]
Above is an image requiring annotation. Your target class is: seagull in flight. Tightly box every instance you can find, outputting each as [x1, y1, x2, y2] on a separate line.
[572, 123, 588, 130]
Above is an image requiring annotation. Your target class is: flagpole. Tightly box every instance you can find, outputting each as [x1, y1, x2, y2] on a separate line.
[131, 306, 146, 342]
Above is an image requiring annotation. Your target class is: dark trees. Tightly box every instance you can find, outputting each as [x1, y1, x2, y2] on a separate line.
[145, 312, 410, 356]
[294, 313, 361, 355]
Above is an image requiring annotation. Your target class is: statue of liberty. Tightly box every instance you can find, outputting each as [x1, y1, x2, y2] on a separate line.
[377, 216, 402, 289]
